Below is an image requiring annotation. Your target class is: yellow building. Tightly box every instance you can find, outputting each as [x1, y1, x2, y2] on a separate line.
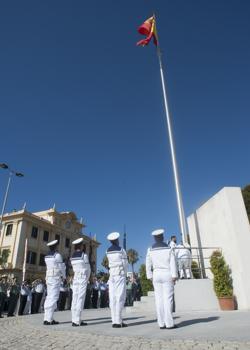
[0, 207, 100, 281]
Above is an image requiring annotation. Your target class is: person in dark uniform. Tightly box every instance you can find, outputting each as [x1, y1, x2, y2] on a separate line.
[34, 279, 45, 313]
[135, 277, 142, 301]
[58, 278, 68, 311]
[0, 276, 8, 317]
[18, 280, 29, 315]
[30, 280, 37, 314]
[91, 277, 99, 308]
[7, 277, 20, 317]
[84, 281, 92, 309]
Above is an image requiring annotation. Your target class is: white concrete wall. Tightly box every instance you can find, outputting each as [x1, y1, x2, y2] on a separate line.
[175, 279, 220, 311]
[187, 187, 250, 310]
[129, 280, 220, 313]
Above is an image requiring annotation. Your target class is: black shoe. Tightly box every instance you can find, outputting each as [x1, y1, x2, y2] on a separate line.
[43, 321, 51, 325]
[72, 322, 79, 327]
[166, 325, 178, 329]
[80, 321, 87, 326]
[51, 320, 59, 325]
[112, 324, 122, 328]
[160, 326, 166, 329]
[121, 322, 128, 328]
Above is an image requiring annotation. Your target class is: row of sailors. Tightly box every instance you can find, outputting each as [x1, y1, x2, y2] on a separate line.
[43, 229, 186, 329]
[42, 234, 128, 327]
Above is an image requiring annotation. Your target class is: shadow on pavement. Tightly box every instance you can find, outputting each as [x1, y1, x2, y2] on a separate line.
[84, 317, 110, 322]
[127, 319, 157, 327]
[177, 316, 219, 328]
[59, 316, 144, 326]
[89, 316, 144, 326]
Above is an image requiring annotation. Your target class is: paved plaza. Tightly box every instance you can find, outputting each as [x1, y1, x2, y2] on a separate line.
[0, 308, 250, 349]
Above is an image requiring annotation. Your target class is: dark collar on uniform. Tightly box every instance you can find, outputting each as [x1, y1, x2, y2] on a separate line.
[152, 241, 169, 249]
[71, 251, 83, 259]
[46, 251, 57, 257]
[107, 244, 122, 252]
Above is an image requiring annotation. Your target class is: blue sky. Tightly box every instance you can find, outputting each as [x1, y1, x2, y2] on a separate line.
[0, 1, 249, 270]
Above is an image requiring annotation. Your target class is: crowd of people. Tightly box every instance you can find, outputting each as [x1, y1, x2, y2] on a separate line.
[125, 276, 142, 306]
[0, 273, 142, 318]
[0, 277, 47, 317]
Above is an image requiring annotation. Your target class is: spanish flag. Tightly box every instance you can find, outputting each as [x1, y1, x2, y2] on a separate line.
[136, 16, 158, 47]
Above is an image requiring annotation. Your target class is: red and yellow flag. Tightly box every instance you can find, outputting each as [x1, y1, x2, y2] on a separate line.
[136, 16, 158, 47]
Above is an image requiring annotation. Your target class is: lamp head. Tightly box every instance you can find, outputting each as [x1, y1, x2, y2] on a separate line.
[15, 173, 24, 177]
[0, 163, 8, 169]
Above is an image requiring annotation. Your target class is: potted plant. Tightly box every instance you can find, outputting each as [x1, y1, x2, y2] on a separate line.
[210, 250, 235, 310]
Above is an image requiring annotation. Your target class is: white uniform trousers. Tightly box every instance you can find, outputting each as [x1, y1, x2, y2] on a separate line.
[108, 275, 126, 325]
[71, 276, 88, 325]
[178, 258, 191, 278]
[153, 270, 174, 328]
[44, 277, 61, 322]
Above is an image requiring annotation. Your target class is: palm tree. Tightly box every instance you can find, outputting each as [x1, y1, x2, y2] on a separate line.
[127, 248, 139, 273]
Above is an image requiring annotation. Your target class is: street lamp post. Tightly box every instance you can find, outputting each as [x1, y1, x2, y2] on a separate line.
[0, 163, 24, 232]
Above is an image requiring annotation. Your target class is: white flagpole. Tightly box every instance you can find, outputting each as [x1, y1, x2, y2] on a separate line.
[156, 42, 188, 243]
[22, 238, 28, 282]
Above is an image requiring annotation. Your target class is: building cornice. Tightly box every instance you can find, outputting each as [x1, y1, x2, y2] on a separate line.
[1, 210, 100, 246]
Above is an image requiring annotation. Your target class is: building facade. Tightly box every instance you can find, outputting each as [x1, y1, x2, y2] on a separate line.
[0, 207, 100, 281]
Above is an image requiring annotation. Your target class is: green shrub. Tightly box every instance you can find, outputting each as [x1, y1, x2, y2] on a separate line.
[210, 250, 233, 297]
[191, 260, 201, 279]
[139, 264, 153, 296]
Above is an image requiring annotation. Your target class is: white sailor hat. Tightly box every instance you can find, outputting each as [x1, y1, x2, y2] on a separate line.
[47, 239, 58, 247]
[107, 232, 120, 241]
[152, 229, 165, 236]
[72, 237, 84, 245]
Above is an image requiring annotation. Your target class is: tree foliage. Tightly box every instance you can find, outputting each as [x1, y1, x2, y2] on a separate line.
[101, 255, 109, 271]
[96, 270, 109, 282]
[139, 264, 153, 296]
[127, 249, 139, 273]
[191, 260, 201, 279]
[242, 185, 250, 222]
[210, 250, 233, 297]
[0, 249, 10, 268]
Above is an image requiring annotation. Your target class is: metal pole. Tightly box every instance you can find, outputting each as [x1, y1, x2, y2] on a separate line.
[22, 238, 28, 282]
[0, 171, 13, 232]
[123, 224, 127, 250]
[156, 47, 188, 243]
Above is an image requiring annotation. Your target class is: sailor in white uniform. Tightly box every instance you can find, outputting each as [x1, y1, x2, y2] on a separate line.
[146, 229, 178, 329]
[43, 240, 66, 325]
[169, 235, 177, 249]
[71, 237, 91, 326]
[177, 242, 192, 279]
[106, 232, 128, 328]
